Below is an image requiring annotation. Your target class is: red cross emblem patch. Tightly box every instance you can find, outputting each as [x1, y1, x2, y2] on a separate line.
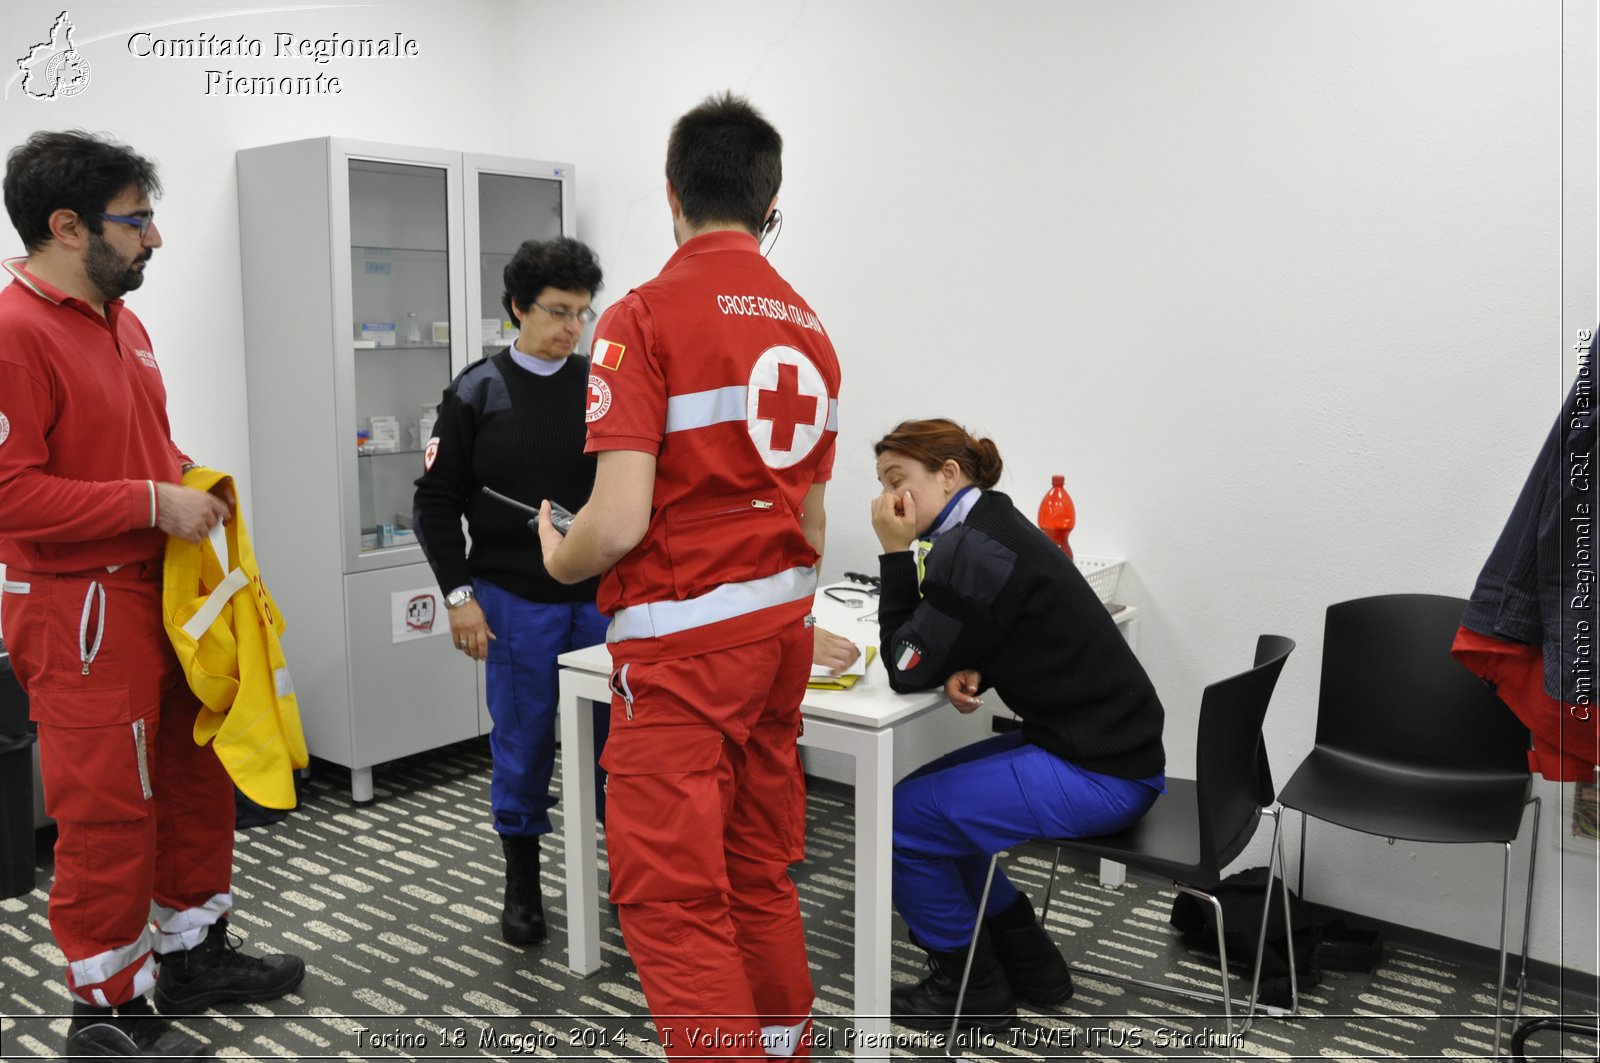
[746, 345, 828, 469]
[586, 374, 612, 423]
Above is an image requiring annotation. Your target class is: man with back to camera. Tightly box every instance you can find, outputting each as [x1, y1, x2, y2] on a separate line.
[0, 131, 303, 1060]
[539, 93, 841, 1059]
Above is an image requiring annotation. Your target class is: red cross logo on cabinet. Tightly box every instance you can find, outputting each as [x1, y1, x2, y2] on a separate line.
[406, 594, 436, 632]
[745, 346, 829, 469]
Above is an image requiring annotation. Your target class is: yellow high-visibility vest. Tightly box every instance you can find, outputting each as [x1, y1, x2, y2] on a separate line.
[162, 467, 308, 809]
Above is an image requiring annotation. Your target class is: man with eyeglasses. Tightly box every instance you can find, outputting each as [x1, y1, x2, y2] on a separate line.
[412, 236, 612, 949]
[0, 130, 304, 1060]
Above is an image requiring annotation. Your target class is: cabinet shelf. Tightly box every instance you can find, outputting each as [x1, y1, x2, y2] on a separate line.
[352, 243, 448, 256]
[356, 447, 424, 459]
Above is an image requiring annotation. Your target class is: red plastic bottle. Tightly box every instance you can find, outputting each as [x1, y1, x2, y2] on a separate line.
[1038, 475, 1076, 558]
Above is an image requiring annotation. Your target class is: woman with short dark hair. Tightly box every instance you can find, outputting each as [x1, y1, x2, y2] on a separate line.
[413, 236, 608, 948]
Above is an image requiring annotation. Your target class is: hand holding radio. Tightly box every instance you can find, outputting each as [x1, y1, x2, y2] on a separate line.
[536, 501, 576, 537]
[480, 485, 575, 537]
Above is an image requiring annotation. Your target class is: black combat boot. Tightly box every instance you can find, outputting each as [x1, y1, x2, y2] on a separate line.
[500, 833, 547, 945]
[891, 927, 1017, 1031]
[66, 994, 214, 1058]
[153, 917, 305, 1014]
[986, 892, 1073, 1005]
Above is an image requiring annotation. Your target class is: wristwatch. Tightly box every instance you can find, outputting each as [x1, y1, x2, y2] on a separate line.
[445, 587, 475, 609]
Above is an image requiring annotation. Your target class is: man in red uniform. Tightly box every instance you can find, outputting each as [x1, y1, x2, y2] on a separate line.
[540, 94, 840, 1059]
[0, 131, 303, 1060]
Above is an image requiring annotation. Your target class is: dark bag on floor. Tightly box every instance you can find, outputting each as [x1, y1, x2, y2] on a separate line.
[1169, 866, 1323, 1007]
[1315, 916, 1385, 972]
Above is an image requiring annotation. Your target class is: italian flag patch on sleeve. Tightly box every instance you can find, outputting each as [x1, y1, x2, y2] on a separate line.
[592, 338, 626, 371]
[895, 641, 923, 671]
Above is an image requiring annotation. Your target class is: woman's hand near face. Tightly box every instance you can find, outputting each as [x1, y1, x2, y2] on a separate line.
[871, 489, 919, 553]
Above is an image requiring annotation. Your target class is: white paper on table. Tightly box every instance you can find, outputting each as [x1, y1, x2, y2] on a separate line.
[809, 636, 872, 678]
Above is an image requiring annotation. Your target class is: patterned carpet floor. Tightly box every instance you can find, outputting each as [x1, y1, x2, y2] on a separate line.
[1, 737, 1595, 1060]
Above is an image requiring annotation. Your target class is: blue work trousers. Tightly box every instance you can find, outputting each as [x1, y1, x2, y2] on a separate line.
[893, 730, 1162, 950]
[475, 579, 610, 837]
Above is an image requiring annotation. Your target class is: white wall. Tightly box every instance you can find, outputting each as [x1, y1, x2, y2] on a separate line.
[1, 0, 1593, 974]
[0, 0, 520, 507]
[504, 0, 1598, 976]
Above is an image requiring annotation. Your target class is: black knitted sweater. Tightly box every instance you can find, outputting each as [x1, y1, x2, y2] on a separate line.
[413, 349, 599, 604]
[878, 490, 1165, 779]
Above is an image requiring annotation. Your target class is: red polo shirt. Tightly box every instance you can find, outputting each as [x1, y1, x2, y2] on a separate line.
[585, 230, 841, 659]
[0, 258, 187, 573]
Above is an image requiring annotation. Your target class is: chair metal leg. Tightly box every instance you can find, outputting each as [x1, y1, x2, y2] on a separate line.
[1239, 806, 1298, 1036]
[1494, 840, 1512, 1061]
[1514, 797, 1541, 1022]
[1174, 884, 1236, 1058]
[1066, 862, 1296, 1029]
[1275, 808, 1301, 1017]
[1510, 1016, 1600, 1062]
[1493, 795, 1543, 1061]
[1243, 811, 1279, 1029]
[1296, 808, 1308, 901]
[962, 843, 1290, 1058]
[944, 852, 1001, 1060]
[1040, 846, 1064, 921]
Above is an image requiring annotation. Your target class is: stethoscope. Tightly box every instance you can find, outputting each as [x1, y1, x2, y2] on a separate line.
[825, 574, 881, 621]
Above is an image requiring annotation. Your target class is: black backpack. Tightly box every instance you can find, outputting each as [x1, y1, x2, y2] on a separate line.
[1168, 866, 1323, 1008]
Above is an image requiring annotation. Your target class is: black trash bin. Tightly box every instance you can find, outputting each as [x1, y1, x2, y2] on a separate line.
[0, 730, 36, 898]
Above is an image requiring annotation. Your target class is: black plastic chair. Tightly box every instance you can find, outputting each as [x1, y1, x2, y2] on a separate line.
[1277, 594, 1539, 1061]
[946, 635, 1298, 1055]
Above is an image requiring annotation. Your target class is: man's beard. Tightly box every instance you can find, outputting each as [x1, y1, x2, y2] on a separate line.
[85, 232, 148, 300]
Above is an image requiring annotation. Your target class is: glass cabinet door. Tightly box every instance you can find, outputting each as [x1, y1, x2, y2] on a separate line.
[347, 159, 453, 555]
[471, 164, 569, 361]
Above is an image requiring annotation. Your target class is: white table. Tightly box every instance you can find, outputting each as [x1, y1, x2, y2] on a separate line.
[556, 594, 1138, 1055]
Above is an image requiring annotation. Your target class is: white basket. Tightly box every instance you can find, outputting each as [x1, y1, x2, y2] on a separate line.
[1074, 555, 1125, 604]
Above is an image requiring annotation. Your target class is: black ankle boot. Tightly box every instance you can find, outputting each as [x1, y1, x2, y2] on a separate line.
[153, 916, 305, 1014]
[500, 834, 547, 945]
[891, 927, 1017, 1032]
[987, 893, 1073, 1005]
[67, 995, 214, 1058]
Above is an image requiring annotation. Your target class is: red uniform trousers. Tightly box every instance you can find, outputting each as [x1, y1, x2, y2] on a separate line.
[602, 624, 815, 1060]
[1, 563, 235, 1007]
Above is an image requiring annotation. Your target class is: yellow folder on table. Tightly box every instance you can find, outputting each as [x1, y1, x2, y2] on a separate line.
[807, 646, 877, 690]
